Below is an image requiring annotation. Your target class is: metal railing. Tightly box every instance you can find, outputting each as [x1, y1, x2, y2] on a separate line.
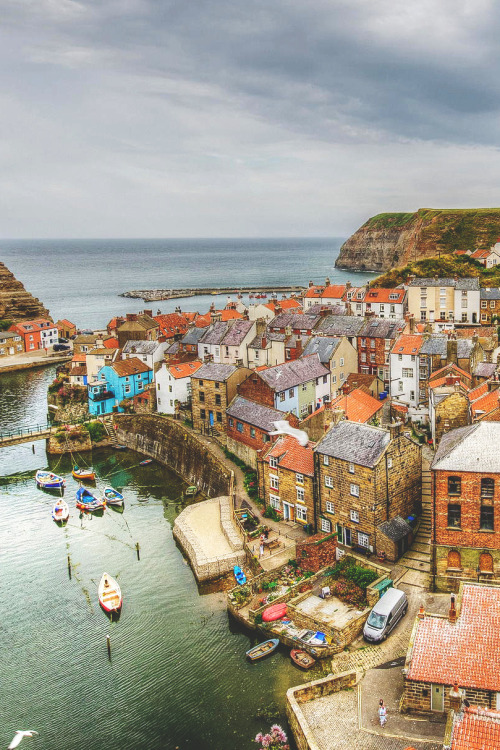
[0, 423, 53, 441]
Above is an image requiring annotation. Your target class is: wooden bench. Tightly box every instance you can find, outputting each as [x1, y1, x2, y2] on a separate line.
[266, 539, 282, 552]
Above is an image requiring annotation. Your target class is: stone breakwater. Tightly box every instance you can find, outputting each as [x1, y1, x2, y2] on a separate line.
[120, 285, 305, 301]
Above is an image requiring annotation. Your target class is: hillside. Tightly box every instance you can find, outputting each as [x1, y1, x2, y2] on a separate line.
[335, 208, 500, 271]
[0, 262, 50, 326]
[371, 254, 500, 288]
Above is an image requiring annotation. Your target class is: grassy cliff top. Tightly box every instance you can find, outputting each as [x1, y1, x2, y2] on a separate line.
[372, 254, 500, 288]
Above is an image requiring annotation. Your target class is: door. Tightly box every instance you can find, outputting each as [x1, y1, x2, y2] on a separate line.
[344, 528, 352, 547]
[283, 502, 294, 522]
[209, 411, 214, 427]
[397, 536, 409, 557]
[431, 684, 444, 712]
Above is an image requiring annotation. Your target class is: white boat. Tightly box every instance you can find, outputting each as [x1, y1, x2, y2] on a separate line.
[35, 470, 65, 490]
[52, 500, 70, 523]
[102, 487, 124, 507]
[98, 573, 123, 614]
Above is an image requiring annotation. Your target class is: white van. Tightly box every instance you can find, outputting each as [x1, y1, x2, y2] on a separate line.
[363, 587, 408, 643]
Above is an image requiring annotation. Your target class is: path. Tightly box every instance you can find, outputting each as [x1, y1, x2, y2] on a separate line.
[183, 500, 234, 558]
[0, 349, 72, 372]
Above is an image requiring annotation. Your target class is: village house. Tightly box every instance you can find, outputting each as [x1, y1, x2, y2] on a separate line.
[237, 354, 330, 419]
[197, 319, 256, 368]
[301, 335, 358, 398]
[85, 347, 119, 382]
[122, 339, 169, 371]
[193, 306, 243, 328]
[242, 296, 303, 321]
[468, 380, 500, 421]
[314, 314, 365, 348]
[403, 583, 500, 713]
[155, 360, 202, 415]
[344, 286, 367, 316]
[469, 247, 491, 265]
[116, 312, 159, 348]
[0, 330, 24, 357]
[446, 704, 500, 750]
[473, 360, 497, 386]
[314, 419, 421, 559]
[486, 242, 500, 267]
[190, 363, 251, 432]
[9, 319, 58, 351]
[246, 319, 287, 369]
[88, 357, 153, 416]
[329, 386, 384, 425]
[406, 278, 480, 326]
[267, 311, 320, 336]
[303, 279, 349, 311]
[153, 312, 189, 341]
[480, 288, 500, 325]
[56, 319, 76, 339]
[73, 334, 101, 355]
[357, 317, 404, 389]
[175, 325, 207, 358]
[362, 288, 407, 319]
[389, 334, 426, 408]
[430, 422, 500, 589]
[69, 364, 87, 386]
[419, 335, 484, 398]
[343, 371, 385, 397]
[226, 396, 299, 469]
[260, 435, 315, 527]
[428, 378, 471, 446]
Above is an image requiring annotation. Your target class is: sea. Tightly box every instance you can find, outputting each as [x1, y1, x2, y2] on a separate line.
[0, 237, 376, 330]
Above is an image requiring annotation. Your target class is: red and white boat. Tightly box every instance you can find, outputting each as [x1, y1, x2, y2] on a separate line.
[52, 499, 70, 523]
[98, 573, 123, 614]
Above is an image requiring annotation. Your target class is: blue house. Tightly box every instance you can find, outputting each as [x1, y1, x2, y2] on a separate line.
[88, 357, 153, 416]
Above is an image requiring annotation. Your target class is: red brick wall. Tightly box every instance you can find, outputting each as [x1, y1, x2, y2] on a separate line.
[237, 373, 275, 407]
[357, 336, 389, 375]
[296, 533, 338, 573]
[226, 420, 271, 452]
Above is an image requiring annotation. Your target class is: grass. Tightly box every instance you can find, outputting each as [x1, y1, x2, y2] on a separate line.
[371, 253, 500, 288]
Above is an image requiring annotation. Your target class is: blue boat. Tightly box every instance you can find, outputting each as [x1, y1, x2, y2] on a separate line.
[76, 486, 105, 512]
[234, 565, 246, 586]
[35, 470, 65, 490]
[103, 487, 124, 507]
[246, 638, 279, 661]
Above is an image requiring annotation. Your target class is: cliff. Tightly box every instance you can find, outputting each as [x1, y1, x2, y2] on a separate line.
[335, 208, 500, 272]
[0, 261, 50, 323]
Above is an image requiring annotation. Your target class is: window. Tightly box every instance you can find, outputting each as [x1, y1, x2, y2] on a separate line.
[301, 383, 308, 391]
[296, 473, 304, 485]
[491, 300, 496, 309]
[270, 494, 281, 510]
[480, 552, 493, 573]
[370, 354, 375, 363]
[350, 509, 359, 522]
[398, 381, 403, 392]
[447, 550, 461, 570]
[321, 518, 331, 532]
[270, 475, 279, 490]
[370, 340, 375, 349]
[410, 391, 415, 401]
[398, 354, 402, 361]
[350, 484, 359, 497]
[481, 478, 494, 498]
[402, 368, 413, 378]
[325, 500, 335, 514]
[200, 409, 206, 420]
[358, 532, 369, 548]
[481, 300, 488, 308]
[361, 338, 366, 347]
[269, 456, 277, 468]
[279, 392, 285, 402]
[332, 374, 337, 384]
[323, 455, 329, 466]
[250, 427, 256, 438]
[323, 375, 328, 384]
[361, 353, 366, 363]
[289, 388, 294, 397]
[228, 418, 234, 427]
[236, 421, 243, 433]
[420, 311, 426, 321]
[387, 457, 392, 469]
[214, 381, 220, 389]
[461, 313, 467, 322]
[480, 505, 494, 531]
[447, 504, 461, 528]
[379, 304, 385, 312]
[199, 391, 205, 403]
[448, 476, 461, 495]
[215, 394, 221, 406]
[340, 357, 344, 366]
[349, 463, 355, 474]
[296, 505, 307, 522]
[216, 412, 222, 423]
[198, 380, 203, 387]
[324, 475, 333, 488]
[296, 487, 305, 503]
[124, 386, 131, 394]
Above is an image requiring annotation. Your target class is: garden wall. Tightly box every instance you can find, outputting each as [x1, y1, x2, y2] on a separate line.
[296, 533, 337, 573]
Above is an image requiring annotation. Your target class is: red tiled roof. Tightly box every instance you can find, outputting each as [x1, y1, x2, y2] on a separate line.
[468, 382, 489, 401]
[154, 313, 189, 338]
[330, 388, 383, 424]
[321, 284, 347, 299]
[255, 365, 269, 372]
[454, 250, 468, 256]
[72, 354, 86, 363]
[470, 388, 500, 416]
[430, 363, 471, 382]
[301, 404, 326, 422]
[103, 337, 119, 348]
[471, 248, 490, 259]
[364, 288, 406, 304]
[393, 334, 424, 355]
[304, 285, 323, 299]
[450, 706, 500, 750]
[57, 319, 76, 328]
[264, 299, 302, 313]
[194, 309, 243, 327]
[107, 316, 125, 330]
[265, 435, 315, 476]
[407, 584, 500, 691]
[111, 357, 151, 377]
[344, 372, 380, 390]
[168, 360, 203, 379]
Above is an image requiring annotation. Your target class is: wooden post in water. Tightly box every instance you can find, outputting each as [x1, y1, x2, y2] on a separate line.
[106, 635, 111, 660]
[136, 542, 140, 561]
[32, 444, 35, 453]
[67, 555, 72, 579]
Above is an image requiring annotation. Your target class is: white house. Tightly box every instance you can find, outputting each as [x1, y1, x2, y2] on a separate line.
[487, 242, 500, 268]
[122, 339, 169, 370]
[453, 278, 480, 325]
[389, 334, 425, 407]
[198, 319, 256, 367]
[362, 288, 407, 319]
[156, 360, 203, 414]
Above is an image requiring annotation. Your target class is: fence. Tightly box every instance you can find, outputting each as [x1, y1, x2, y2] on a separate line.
[0, 423, 53, 441]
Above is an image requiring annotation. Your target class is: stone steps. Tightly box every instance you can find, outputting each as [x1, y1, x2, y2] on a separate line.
[411, 541, 431, 554]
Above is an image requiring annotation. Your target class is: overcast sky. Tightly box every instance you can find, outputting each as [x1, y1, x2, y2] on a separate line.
[1, 0, 500, 238]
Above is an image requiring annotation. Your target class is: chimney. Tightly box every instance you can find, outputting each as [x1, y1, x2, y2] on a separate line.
[325, 277, 331, 286]
[295, 335, 303, 356]
[389, 421, 402, 440]
[308, 280, 314, 288]
[255, 318, 267, 336]
[449, 682, 463, 713]
[126, 313, 137, 321]
[447, 339, 458, 365]
[449, 594, 457, 624]
[261, 335, 267, 349]
[320, 306, 330, 317]
[342, 382, 350, 395]
[345, 281, 352, 290]
[275, 304, 282, 316]
[487, 378, 500, 392]
[143, 309, 152, 318]
[331, 408, 344, 426]
[408, 314, 416, 335]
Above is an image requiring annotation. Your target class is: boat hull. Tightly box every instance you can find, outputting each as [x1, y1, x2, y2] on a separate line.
[262, 603, 287, 622]
[98, 573, 123, 614]
[233, 565, 246, 586]
[103, 487, 124, 506]
[35, 470, 65, 489]
[245, 638, 279, 661]
[52, 501, 70, 522]
[290, 649, 316, 670]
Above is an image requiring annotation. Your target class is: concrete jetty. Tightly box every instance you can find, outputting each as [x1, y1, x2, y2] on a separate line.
[120, 285, 306, 302]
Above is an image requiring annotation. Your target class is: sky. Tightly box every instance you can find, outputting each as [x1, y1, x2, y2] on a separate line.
[2, 0, 500, 238]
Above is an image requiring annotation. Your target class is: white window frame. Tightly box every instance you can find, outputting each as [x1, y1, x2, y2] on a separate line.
[350, 509, 359, 522]
[296, 487, 305, 503]
[349, 463, 355, 474]
[295, 504, 307, 522]
[296, 473, 304, 485]
[358, 532, 369, 548]
[325, 500, 335, 514]
[270, 474, 279, 490]
[320, 518, 331, 533]
[323, 455, 329, 466]
[269, 456, 277, 469]
[270, 494, 281, 510]
[324, 475, 333, 488]
[350, 483, 360, 497]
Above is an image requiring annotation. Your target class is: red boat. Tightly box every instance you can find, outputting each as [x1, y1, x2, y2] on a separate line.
[98, 573, 123, 614]
[290, 649, 316, 670]
[262, 602, 287, 622]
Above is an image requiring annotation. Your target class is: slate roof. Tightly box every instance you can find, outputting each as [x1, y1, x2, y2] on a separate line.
[192, 362, 238, 382]
[111, 357, 151, 377]
[315, 315, 365, 337]
[302, 336, 341, 363]
[407, 584, 500, 691]
[359, 317, 404, 339]
[181, 327, 207, 345]
[475, 361, 497, 378]
[0, 331, 21, 340]
[420, 336, 474, 358]
[199, 321, 231, 345]
[268, 312, 320, 331]
[306, 303, 345, 316]
[166, 341, 180, 355]
[123, 340, 160, 355]
[74, 334, 98, 345]
[265, 435, 315, 476]
[315, 421, 390, 467]
[408, 277, 480, 290]
[480, 287, 500, 299]
[258, 354, 329, 392]
[226, 396, 286, 432]
[378, 516, 412, 542]
[449, 706, 500, 750]
[431, 422, 500, 472]
[221, 319, 254, 346]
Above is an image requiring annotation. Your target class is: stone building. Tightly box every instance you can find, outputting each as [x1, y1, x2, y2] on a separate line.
[428, 379, 471, 446]
[480, 287, 500, 325]
[260, 435, 315, 527]
[431, 422, 500, 590]
[419, 335, 484, 399]
[314, 418, 421, 558]
[403, 583, 500, 713]
[190, 363, 251, 432]
[357, 316, 404, 390]
[117, 312, 159, 348]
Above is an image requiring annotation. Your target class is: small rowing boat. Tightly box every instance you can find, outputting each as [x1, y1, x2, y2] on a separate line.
[35, 470, 65, 490]
[233, 565, 246, 585]
[185, 485, 198, 496]
[115, 444, 127, 451]
[290, 649, 316, 670]
[246, 638, 279, 661]
[98, 572, 122, 614]
[103, 487, 124, 507]
[52, 500, 70, 523]
[262, 603, 287, 622]
[76, 486, 105, 512]
[72, 465, 96, 481]
[139, 459, 153, 466]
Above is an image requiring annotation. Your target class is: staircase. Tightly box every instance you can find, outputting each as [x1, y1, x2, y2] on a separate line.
[398, 466, 432, 580]
[101, 416, 119, 447]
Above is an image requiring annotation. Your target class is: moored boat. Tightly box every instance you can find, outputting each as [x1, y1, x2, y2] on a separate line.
[185, 485, 198, 496]
[35, 470, 65, 490]
[262, 603, 287, 622]
[52, 499, 70, 523]
[76, 486, 105, 512]
[72, 465, 96, 481]
[98, 572, 122, 614]
[246, 638, 279, 661]
[233, 565, 246, 585]
[103, 487, 124, 506]
[139, 459, 153, 465]
[290, 649, 316, 670]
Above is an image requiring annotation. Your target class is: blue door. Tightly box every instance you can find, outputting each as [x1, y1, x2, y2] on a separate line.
[209, 411, 214, 426]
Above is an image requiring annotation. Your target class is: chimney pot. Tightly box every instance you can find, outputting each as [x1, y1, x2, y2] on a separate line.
[417, 605, 425, 619]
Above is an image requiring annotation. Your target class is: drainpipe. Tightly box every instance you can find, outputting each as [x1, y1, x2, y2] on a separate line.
[313, 451, 319, 534]
[432, 468, 437, 592]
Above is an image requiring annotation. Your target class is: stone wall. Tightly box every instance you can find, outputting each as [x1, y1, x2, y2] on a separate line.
[227, 435, 258, 470]
[286, 671, 360, 750]
[434, 391, 470, 445]
[114, 413, 232, 497]
[296, 533, 337, 573]
[403, 677, 492, 713]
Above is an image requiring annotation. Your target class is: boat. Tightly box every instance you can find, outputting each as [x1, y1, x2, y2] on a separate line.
[290, 649, 316, 670]
[98, 572, 123, 614]
[52, 499, 70, 523]
[114, 444, 127, 451]
[185, 485, 198, 496]
[35, 470, 65, 490]
[246, 638, 279, 661]
[262, 603, 287, 622]
[72, 465, 96, 481]
[233, 565, 246, 586]
[103, 487, 124, 507]
[76, 486, 105, 512]
[139, 459, 153, 465]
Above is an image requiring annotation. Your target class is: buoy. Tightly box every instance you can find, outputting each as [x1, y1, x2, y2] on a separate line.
[106, 634, 111, 659]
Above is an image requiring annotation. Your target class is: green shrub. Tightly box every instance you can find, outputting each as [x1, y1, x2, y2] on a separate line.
[84, 421, 106, 442]
[262, 506, 280, 522]
[0, 320, 13, 331]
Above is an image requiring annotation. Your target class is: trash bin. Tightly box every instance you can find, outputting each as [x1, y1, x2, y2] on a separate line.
[374, 578, 393, 596]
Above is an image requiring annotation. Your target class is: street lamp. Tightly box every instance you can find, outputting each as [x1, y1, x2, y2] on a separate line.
[476, 564, 481, 583]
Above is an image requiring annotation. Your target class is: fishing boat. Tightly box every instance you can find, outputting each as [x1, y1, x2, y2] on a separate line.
[114, 444, 127, 451]
[35, 470, 65, 490]
[262, 603, 287, 622]
[52, 499, 70, 523]
[102, 487, 124, 507]
[246, 638, 279, 661]
[233, 565, 246, 586]
[76, 486, 105, 512]
[72, 465, 96, 481]
[98, 572, 123, 614]
[185, 485, 198, 496]
[139, 459, 153, 466]
[290, 649, 316, 670]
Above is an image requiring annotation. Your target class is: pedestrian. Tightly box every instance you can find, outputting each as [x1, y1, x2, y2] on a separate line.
[259, 533, 265, 558]
[378, 699, 387, 727]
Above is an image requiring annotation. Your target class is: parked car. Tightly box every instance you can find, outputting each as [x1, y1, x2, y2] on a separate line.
[58, 337, 69, 343]
[53, 343, 70, 352]
[363, 587, 408, 643]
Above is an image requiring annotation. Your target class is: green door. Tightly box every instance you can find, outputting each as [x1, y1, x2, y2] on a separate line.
[431, 684, 444, 712]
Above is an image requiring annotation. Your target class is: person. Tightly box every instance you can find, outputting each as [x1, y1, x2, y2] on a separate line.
[259, 534, 265, 558]
[378, 699, 387, 727]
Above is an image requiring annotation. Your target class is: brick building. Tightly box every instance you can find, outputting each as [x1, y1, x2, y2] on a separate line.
[190, 363, 251, 432]
[314, 419, 421, 558]
[357, 317, 404, 389]
[403, 583, 500, 713]
[431, 422, 500, 590]
[480, 288, 500, 325]
[260, 435, 315, 527]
